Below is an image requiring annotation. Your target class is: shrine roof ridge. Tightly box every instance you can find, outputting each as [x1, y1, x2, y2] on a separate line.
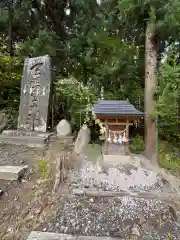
[94, 99, 144, 116]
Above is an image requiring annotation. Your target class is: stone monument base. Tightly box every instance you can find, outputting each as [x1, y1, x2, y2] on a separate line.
[0, 130, 53, 148]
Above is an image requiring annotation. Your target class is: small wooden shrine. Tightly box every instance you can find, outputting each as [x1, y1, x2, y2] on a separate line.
[94, 99, 144, 155]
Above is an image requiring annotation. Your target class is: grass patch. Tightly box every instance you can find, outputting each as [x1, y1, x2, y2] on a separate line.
[158, 141, 180, 175]
[86, 140, 180, 176]
[37, 159, 50, 179]
[129, 137, 180, 175]
[86, 144, 102, 162]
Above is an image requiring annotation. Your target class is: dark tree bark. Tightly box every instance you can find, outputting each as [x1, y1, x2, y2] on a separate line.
[7, 3, 13, 56]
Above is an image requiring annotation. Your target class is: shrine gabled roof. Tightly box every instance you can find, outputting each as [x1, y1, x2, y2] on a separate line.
[94, 99, 144, 116]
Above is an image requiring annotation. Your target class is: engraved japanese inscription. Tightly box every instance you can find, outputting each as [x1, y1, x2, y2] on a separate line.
[18, 55, 51, 132]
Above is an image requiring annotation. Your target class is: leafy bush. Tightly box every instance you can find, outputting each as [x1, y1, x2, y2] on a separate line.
[129, 135, 144, 154]
[158, 141, 180, 174]
[55, 77, 97, 131]
[156, 56, 180, 140]
[0, 36, 22, 116]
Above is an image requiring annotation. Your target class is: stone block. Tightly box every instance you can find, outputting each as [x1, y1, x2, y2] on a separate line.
[0, 165, 28, 181]
[27, 232, 76, 240]
[0, 135, 47, 148]
[57, 119, 71, 137]
[72, 188, 84, 196]
[27, 231, 121, 240]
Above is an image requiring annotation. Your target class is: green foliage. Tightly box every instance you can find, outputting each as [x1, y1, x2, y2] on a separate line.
[55, 77, 97, 131]
[158, 141, 180, 174]
[19, 30, 58, 58]
[155, 52, 180, 139]
[129, 135, 145, 154]
[37, 159, 50, 179]
[86, 144, 102, 163]
[167, 233, 173, 240]
[0, 0, 180, 148]
[0, 36, 22, 125]
[118, 0, 180, 40]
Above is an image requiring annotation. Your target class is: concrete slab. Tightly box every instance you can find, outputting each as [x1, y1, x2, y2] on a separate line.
[0, 165, 28, 181]
[0, 130, 53, 147]
[27, 231, 121, 240]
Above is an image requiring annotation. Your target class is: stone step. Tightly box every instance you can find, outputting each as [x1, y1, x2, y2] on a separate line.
[0, 165, 28, 181]
[72, 188, 180, 202]
[0, 135, 47, 147]
[2, 130, 53, 138]
[27, 231, 121, 240]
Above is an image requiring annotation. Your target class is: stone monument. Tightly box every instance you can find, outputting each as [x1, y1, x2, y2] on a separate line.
[0, 55, 53, 147]
[18, 55, 51, 132]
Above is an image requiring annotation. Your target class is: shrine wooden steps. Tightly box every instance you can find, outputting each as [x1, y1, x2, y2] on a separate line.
[27, 231, 121, 240]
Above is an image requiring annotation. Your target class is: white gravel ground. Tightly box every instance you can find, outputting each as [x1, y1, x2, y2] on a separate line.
[70, 159, 164, 192]
[43, 156, 180, 239]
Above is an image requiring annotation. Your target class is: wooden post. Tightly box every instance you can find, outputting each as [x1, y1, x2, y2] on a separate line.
[104, 120, 108, 155]
[125, 119, 129, 155]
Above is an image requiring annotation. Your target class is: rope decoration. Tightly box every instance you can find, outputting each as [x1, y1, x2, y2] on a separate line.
[107, 126, 129, 144]
[95, 118, 129, 144]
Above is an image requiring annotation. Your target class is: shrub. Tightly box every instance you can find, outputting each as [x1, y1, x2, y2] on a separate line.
[158, 141, 180, 174]
[129, 135, 144, 154]
[37, 159, 50, 179]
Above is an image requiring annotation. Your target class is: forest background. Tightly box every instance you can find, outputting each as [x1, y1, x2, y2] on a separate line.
[1, 0, 180, 171]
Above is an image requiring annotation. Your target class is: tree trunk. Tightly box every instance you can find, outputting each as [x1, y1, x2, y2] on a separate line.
[8, 2, 13, 56]
[144, 18, 158, 164]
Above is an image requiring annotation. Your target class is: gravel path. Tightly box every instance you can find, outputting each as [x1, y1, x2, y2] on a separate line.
[0, 143, 43, 166]
[70, 159, 166, 192]
[42, 157, 180, 239]
[1, 143, 180, 239]
[47, 195, 180, 239]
